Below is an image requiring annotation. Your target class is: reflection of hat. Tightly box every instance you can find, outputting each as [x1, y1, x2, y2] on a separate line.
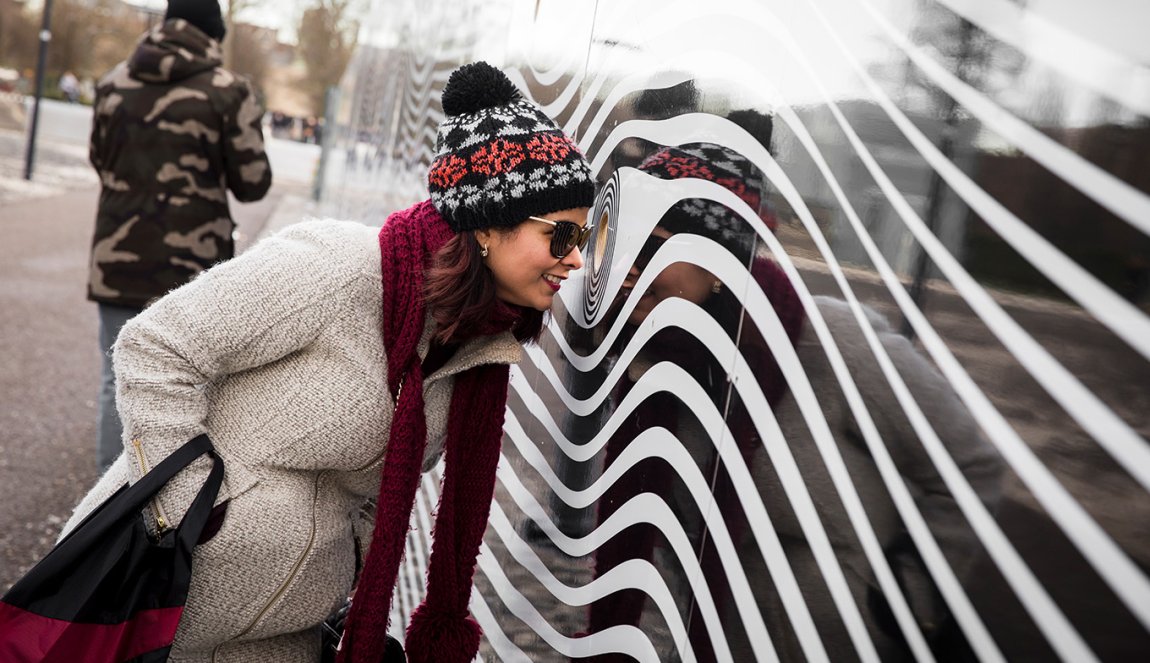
[638, 143, 774, 260]
[166, 0, 226, 42]
[428, 62, 595, 233]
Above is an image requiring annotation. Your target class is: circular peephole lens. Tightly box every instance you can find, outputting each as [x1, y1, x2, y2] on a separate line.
[593, 209, 610, 265]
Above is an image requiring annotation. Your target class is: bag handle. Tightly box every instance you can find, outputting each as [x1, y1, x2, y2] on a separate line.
[59, 435, 221, 549]
[124, 434, 215, 505]
[176, 439, 225, 548]
[16, 436, 224, 593]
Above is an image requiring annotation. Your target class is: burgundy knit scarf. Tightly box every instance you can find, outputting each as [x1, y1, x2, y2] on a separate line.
[337, 200, 517, 663]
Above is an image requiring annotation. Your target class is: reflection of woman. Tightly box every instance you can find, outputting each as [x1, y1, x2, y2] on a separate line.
[61, 62, 596, 663]
[586, 142, 803, 662]
[587, 142, 1003, 662]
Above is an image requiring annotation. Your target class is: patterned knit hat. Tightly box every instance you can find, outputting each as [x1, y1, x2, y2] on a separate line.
[639, 142, 776, 261]
[428, 62, 596, 232]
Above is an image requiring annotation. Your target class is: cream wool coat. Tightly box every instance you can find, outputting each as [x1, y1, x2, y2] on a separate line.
[62, 220, 523, 662]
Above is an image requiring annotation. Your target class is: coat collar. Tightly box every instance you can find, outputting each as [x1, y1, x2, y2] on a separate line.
[416, 315, 522, 383]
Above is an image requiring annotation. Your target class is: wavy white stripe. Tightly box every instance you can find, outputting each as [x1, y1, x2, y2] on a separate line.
[505, 67, 587, 119]
[469, 589, 532, 663]
[504, 409, 781, 662]
[485, 494, 698, 662]
[850, 0, 1150, 233]
[537, 233, 1013, 661]
[477, 540, 660, 661]
[496, 457, 736, 662]
[932, 0, 1150, 117]
[592, 116, 1150, 635]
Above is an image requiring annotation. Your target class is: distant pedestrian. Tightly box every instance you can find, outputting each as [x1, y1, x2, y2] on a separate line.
[58, 70, 78, 103]
[86, 0, 272, 473]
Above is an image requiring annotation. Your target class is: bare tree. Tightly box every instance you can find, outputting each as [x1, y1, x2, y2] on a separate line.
[296, 0, 358, 116]
[228, 22, 275, 103]
[0, 0, 39, 73]
[14, 0, 148, 95]
[222, 0, 266, 69]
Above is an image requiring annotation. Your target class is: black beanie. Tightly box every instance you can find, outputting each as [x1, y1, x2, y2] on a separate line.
[428, 62, 595, 232]
[166, 0, 227, 42]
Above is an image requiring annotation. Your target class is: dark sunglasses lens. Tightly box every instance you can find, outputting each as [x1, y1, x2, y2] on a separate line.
[635, 235, 667, 269]
[550, 222, 577, 257]
[576, 227, 592, 250]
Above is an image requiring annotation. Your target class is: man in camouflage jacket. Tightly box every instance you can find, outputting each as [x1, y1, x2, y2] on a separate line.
[88, 0, 272, 471]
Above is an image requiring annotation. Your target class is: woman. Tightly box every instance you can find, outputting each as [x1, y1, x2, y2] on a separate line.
[587, 141, 1003, 661]
[61, 61, 596, 663]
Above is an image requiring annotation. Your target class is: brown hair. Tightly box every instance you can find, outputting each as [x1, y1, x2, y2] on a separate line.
[424, 231, 544, 344]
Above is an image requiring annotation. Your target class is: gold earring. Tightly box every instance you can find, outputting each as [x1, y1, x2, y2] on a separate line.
[712, 281, 722, 294]
[481, 244, 489, 258]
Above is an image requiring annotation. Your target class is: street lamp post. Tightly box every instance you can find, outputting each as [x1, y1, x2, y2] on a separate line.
[23, 0, 56, 181]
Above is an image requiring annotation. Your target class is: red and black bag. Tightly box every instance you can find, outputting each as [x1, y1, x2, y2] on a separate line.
[0, 435, 222, 662]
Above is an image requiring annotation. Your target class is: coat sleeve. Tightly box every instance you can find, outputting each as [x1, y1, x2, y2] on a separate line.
[222, 77, 272, 202]
[88, 224, 357, 533]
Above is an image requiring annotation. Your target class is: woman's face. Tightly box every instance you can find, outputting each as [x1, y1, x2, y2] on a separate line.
[477, 207, 590, 311]
[622, 226, 717, 325]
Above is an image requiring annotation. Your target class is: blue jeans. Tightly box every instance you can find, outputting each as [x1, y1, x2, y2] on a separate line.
[97, 303, 142, 473]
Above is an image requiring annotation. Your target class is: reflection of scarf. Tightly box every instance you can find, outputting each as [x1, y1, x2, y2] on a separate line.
[338, 200, 518, 663]
[587, 257, 805, 648]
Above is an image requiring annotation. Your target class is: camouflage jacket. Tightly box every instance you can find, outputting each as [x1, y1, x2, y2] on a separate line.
[87, 19, 272, 308]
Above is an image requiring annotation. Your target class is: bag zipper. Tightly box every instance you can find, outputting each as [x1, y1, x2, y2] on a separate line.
[131, 437, 170, 533]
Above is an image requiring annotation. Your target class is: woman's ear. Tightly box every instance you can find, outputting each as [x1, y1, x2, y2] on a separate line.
[473, 229, 493, 247]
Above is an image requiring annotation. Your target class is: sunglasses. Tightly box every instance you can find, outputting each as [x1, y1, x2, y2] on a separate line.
[634, 234, 668, 271]
[528, 216, 594, 259]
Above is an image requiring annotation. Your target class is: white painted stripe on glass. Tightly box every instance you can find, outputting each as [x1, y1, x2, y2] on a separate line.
[477, 542, 661, 661]
[496, 460, 736, 663]
[504, 410, 783, 662]
[504, 67, 585, 119]
[604, 116, 1150, 635]
[469, 590, 533, 663]
[851, 0, 1150, 236]
[485, 496, 698, 662]
[931, 0, 1150, 117]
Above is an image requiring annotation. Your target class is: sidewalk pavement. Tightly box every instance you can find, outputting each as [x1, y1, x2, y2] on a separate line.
[0, 128, 98, 204]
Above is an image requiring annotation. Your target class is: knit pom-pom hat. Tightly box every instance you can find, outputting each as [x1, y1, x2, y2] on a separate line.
[428, 61, 595, 232]
[638, 141, 777, 263]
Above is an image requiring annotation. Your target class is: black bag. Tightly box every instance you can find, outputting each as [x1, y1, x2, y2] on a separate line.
[321, 597, 406, 662]
[0, 435, 223, 662]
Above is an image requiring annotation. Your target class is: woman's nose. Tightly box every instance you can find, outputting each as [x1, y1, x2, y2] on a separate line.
[564, 245, 585, 270]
